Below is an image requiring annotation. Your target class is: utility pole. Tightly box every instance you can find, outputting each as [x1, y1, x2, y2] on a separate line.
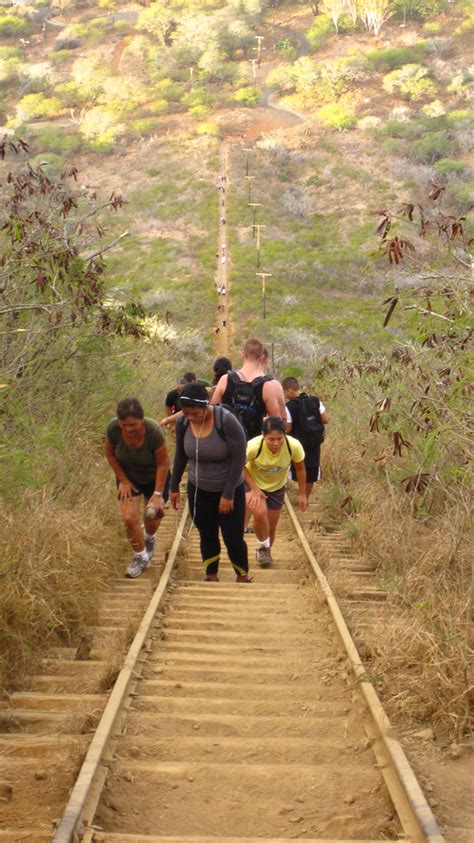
[242, 146, 252, 176]
[248, 202, 261, 236]
[253, 223, 266, 268]
[256, 271, 272, 319]
[189, 66, 194, 89]
[254, 35, 264, 67]
[245, 174, 255, 204]
[249, 58, 258, 88]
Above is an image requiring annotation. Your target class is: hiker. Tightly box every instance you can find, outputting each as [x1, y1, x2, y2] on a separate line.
[282, 376, 329, 499]
[245, 417, 306, 567]
[221, 217, 226, 225]
[212, 356, 232, 386]
[165, 372, 201, 416]
[211, 337, 286, 440]
[105, 398, 170, 579]
[169, 384, 251, 582]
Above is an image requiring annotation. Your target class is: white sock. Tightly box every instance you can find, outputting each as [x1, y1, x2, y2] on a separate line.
[145, 532, 155, 542]
[257, 537, 270, 549]
[134, 549, 148, 561]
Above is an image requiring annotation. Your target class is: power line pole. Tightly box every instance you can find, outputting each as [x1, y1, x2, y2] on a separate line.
[253, 223, 266, 268]
[242, 146, 252, 177]
[254, 35, 264, 67]
[244, 174, 255, 203]
[249, 58, 258, 88]
[248, 202, 261, 236]
[256, 271, 272, 319]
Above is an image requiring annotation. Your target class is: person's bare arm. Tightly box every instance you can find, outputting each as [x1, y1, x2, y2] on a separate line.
[210, 373, 228, 404]
[321, 410, 330, 424]
[262, 380, 286, 420]
[293, 460, 307, 512]
[104, 439, 132, 500]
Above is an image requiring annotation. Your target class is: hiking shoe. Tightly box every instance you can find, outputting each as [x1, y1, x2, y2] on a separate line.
[145, 535, 156, 560]
[125, 555, 150, 579]
[236, 574, 253, 583]
[256, 546, 273, 568]
[204, 574, 219, 582]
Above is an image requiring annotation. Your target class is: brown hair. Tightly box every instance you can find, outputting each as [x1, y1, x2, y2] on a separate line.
[243, 338, 268, 361]
[282, 376, 299, 391]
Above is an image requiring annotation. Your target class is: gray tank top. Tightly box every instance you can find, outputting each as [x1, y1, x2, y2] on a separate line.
[184, 423, 242, 492]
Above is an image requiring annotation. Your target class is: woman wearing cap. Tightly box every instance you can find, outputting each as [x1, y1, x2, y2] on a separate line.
[169, 383, 251, 582]
[245, 417, 307, 568]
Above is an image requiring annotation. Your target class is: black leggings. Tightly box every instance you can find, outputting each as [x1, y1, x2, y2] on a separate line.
[187, 482, 248, 576]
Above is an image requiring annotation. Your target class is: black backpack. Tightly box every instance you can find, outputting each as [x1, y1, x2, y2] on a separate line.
[222, 371, 272, 440]
[296, 393, 325, 445]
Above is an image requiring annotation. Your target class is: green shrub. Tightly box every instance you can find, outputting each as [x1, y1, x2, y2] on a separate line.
[0, 45, 20, 59]
[367, 44, 426, 71]
[30, 152, 64, 177]
[453, 12, 474, 35]
[188, 104, 209, 120]
[265, 65, 295, 95]
[0, 15, 29, 37]
[147, 98, 169, 115]
[306, 15, 333, 50]
[54, 81, 89, 107]
[411, 132, 456, 163]
[446, 109, 473, 130]
[234, 86, 259, 106]
[423, 21, 442, 33]
[274, 37, 297, 61]
[448, 182, 474, 213]
[35, 127, 83, 155]
[391, 0, 445, 19]
[0, 56, 21, 82]
[318, 102, 356, 130]
[50, 50, 73, 64]
[155, 78, 181, 102]
[17, 93, 63, 121]
[434, 158, 468, 178]
[182, 88, 214, 109]
[383, 64, 437, 100]
[196, 121, 219, 136]
[129, 118, 159, 136]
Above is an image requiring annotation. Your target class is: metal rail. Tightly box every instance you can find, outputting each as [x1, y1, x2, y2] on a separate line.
[285, 495, 445, 843]
[52, 505, 189, 843]
[51, 498, 445, 843]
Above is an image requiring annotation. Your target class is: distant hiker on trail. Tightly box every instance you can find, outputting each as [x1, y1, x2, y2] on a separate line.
[211, 337, 286, 440]
[169, 384, 251, 583]
[105, 398, 170, 579]
[221, 217, 226, 225]
[282, 376, 329, 500]
[245, 417, 307, 567]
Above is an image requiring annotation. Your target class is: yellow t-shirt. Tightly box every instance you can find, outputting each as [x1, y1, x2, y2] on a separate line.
[246, 435, 305, 492]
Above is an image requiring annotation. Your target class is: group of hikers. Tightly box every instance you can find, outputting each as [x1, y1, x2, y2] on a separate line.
[105, 338, 329, 580]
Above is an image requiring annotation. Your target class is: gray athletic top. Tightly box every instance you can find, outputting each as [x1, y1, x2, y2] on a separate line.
[170, 407, 246, 499]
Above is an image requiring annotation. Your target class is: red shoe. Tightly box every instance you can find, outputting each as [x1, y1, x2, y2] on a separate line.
[204, 574, 219, 582]
[236, 574, 253, 583]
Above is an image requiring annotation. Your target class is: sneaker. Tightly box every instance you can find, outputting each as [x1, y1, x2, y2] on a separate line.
[125, 554, 150, 579]
[204, 574, 219, 582]
[236, 574, 253, 583]
[256, 546, 273, 568]
[145, 535, 156, 560]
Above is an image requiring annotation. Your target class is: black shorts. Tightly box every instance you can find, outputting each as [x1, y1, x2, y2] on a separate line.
[290, 463, 320, 484]
[245, 483, 286, 511]
[116, 472, 170, 502]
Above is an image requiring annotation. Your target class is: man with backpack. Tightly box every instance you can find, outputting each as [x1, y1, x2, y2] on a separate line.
[211, 337, 286, 440]
[282, 376, 329, 500]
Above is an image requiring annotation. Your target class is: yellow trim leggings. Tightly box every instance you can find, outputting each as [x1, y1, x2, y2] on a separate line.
[187, 482, 248, 577]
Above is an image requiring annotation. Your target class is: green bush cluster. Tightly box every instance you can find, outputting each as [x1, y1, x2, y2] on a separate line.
[434, 158, 468, 178]
[391, 0, 445, 19]
[234, 85, 259, 106]
[318, 102, 356, 130]
[411, 132, 456, 163]
[35, 127, 83, 155]
[0, 14, 29, 36]
[17, 93, 63, 121]
[367, 43, 427, 71]
[383, 64, 437, 100]
[306, 15, 333, 50]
